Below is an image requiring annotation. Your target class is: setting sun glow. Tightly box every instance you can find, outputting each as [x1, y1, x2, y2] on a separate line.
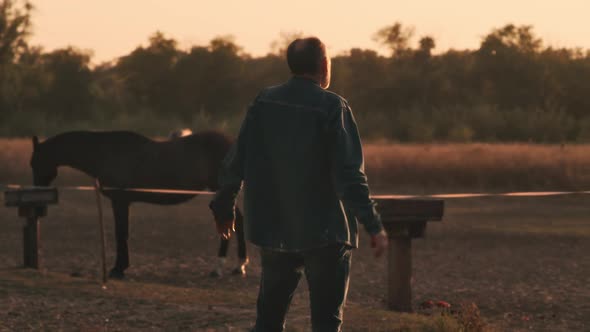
[29, 0, 590, 64]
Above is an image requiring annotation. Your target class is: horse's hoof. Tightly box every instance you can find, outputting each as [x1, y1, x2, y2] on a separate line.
[109, 268, 125, 280]
[209, 270, 222, 278]
[231, 267, 246, 277]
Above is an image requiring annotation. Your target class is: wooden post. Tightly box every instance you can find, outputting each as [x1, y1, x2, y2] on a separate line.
[18, 206, 46, 269]
[388, 235, 412, 311]
[375, 198, 444, 312]
[23, 215, 41, 269]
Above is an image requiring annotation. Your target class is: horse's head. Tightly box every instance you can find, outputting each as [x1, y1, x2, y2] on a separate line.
[30, 136, 57, 186]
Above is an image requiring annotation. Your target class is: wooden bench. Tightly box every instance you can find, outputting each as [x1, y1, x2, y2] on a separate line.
[4, 187, 59, 269]
[375, 198, 444, 312]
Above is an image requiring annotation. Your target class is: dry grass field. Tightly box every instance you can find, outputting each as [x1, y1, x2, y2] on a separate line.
[4, 138, 590, 191]
[1, 138, 590, 331]
[363, 143, 590, 193]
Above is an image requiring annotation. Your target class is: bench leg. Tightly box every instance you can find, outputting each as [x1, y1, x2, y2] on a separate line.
[388, 236, 412, 312]
[23, 217, 40, 269]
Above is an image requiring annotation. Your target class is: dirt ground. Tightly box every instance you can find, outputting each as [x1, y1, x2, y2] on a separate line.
[1, 188, 589, 331]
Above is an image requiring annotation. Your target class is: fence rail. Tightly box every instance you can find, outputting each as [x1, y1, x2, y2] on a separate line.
[3, 183, 590, 200]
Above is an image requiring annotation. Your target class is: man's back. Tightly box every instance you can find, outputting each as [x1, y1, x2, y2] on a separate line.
[242, 77, 355, 251]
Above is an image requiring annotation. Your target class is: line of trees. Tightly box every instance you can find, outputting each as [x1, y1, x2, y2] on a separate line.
[2, 1, 590, 141]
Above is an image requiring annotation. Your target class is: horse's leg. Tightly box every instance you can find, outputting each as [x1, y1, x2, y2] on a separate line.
[209, 236, 229, 278]
[232, 207, 249, 276]
[110, 200, 130, 279]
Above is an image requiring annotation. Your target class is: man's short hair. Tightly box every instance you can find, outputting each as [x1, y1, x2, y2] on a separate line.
[286, 37, 326, 75]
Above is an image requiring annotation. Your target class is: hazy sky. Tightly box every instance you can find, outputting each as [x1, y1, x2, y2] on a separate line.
[29, 0, 590, 64]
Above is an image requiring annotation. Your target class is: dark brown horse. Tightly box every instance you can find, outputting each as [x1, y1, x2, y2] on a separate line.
[30, 130, 248, 279]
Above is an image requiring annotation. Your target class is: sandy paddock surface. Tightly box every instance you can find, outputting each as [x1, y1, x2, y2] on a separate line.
[1, 189, 589, 331]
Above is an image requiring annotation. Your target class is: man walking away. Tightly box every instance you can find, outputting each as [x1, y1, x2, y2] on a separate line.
[210, 37, 389, 332]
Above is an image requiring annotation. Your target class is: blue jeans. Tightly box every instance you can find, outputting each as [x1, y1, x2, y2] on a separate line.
[253, 244, 352, 332]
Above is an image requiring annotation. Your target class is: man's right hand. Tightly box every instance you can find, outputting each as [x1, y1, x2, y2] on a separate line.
[370, 230, 389, 258]
[216, 219, 235, 240]
[209, 199, 236, 240]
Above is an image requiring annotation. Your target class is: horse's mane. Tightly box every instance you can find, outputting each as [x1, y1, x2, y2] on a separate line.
[179, 130, 233, 145]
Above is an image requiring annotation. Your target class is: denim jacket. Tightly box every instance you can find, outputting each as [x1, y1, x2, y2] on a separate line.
[210, 76, 383, 251]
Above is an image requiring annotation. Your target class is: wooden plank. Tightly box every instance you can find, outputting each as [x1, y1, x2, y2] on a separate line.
[4, 187, 58, 207]
[376, 199, 444, 222]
